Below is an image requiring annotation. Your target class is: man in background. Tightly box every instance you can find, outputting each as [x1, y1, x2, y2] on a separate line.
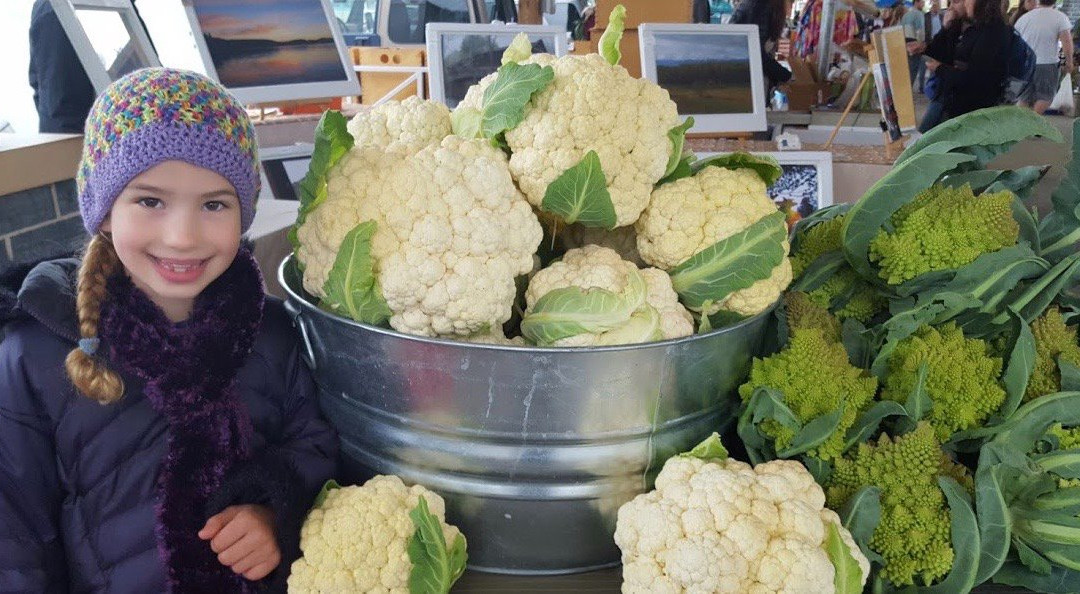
[901, 0, 927, 88]
[27, 0, 94, 134]
[1015, 0, 1074, 113]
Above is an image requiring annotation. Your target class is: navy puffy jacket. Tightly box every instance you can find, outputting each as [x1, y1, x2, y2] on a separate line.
[0, 259, 338, 593]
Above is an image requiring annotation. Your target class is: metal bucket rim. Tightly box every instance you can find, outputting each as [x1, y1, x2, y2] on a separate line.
[279, 253, 776, 353]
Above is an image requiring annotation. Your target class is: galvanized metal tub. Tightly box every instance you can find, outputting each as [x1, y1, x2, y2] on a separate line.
[279, 255, 773, 575]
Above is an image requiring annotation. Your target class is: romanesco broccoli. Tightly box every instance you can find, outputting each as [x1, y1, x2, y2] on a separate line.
[791, 216, 846, 278]
[785, 291, 841, 343]
[1025, 306, 1080, 401]
[827, 423, 970, 587]
[868, 185, 1019, 285]
[739, 327, 878, 462]
[790, 215, 886, 323]
[881, 323, 1006, 441]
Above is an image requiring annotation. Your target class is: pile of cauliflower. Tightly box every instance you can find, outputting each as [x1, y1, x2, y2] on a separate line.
[290, 7, 792, 347]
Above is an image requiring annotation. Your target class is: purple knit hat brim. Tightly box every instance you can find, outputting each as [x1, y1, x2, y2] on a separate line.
[79, 121, 258, 234]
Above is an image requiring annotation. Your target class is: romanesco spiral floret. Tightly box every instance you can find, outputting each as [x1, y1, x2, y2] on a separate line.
[1025, 306, 1080, 402]
[868, 185, 1019, 284]
[790, 215, 886, 323]
[881, 323, 1005, 441]
[739, 328, 878, 462]
[785, 291, 841, 343]
[827, 423, 966, 587]
[791, 216, 845, 278]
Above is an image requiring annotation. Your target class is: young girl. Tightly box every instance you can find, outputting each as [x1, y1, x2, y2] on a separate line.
[0, 68, 337, 593]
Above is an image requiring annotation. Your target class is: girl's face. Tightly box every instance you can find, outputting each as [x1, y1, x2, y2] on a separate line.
[101, 160, 242, 322]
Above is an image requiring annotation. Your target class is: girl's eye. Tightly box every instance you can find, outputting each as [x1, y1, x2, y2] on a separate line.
[137, 197, 163, 209]
[204, 201, 229, 212]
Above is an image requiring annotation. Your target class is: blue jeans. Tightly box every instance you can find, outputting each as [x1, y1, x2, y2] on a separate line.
[919, 99, 945, 132]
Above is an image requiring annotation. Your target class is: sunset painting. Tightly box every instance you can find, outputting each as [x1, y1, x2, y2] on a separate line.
[191, 0, 347, 87]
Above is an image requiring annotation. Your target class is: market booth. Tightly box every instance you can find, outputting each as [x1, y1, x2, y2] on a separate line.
[5, 0, 1080, 592]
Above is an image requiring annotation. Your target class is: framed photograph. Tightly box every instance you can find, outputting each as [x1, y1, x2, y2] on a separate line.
[699, 151, 834, 216]
[49, 0, 161, 94]
[872, 62, 902, 142]
[872, 26, 916, 131]
[639, 24, 767, 134]
[260, 143, 314, 202]
[426, 23, 568, 108]
[182, 0, 360, 105]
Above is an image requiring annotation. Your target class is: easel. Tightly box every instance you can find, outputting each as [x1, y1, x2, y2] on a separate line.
[823, 40, 909, 159]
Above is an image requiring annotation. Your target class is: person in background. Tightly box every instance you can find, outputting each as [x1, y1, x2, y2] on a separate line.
[731, 0, 794, 89]
[28, 0, 95, 134]
[924, 0, 1012, 119]
[693, 0, 712, 23]
[1015, 0, 1074, 113]
[1011, 0, 1039, 25]
[901, 0, 927, 86]
[918, 0, 964, 130]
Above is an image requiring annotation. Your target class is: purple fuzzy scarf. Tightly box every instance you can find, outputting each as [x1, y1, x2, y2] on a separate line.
[99, 247, 265, 593]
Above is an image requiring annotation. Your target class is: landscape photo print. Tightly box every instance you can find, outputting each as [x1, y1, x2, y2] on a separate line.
[653, 32, 754, 115]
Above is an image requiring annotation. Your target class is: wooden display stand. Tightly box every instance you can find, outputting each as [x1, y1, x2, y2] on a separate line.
[825, 45, 910, 153]
[352, 47, 426, 105]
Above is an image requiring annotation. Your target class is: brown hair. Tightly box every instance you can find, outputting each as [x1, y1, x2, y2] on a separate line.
[970, 0, 1005, 24]
[64, 234, 125, 404]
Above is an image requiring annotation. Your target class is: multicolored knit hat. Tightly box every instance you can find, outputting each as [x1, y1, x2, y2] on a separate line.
[77, 68, 260, 234]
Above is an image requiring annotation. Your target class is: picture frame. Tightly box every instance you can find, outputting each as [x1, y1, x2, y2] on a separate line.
[260, 143, 315, 202]
[872, 26, 916, 132]
[49, 0, 161, 94]
[699, 151, 834, 216]
[182, 0, 360, 106]
[425, 23, 568, 108]
[639, 23, 767, 134]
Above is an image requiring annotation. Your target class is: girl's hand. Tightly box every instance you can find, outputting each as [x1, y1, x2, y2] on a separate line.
[198, 504, 281, 581]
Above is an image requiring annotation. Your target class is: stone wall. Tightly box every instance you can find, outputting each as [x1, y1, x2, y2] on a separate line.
[0, 179, 86, 272]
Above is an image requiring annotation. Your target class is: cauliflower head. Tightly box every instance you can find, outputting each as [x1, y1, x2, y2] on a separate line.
[296, 133, 543, 337]
[346, 95, 451, 155]
[459, 52, 680, 227]
[522, 245, 693, 346]
[288, 475, 463, 594]
[869, 185, 1019, 285]
[636, 166, 792, 317]
[827, 423, 971, 587]
[1026, 306, 1080, 401]
[880, 322, 1005, 441]
[615, 441, 870, 593]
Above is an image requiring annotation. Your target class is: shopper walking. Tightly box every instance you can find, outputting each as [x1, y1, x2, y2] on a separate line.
[1015, 0, 1074, 113]
[731, 0, 794, 88]
[923, 0, 1012, 120]
[901, 0, 927, 84]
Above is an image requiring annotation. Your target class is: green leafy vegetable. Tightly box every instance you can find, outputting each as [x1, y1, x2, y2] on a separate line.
[311, 479, 341, 509]
[320, 221, 392, 325]
[826, 522, 865, 594]
[408, 496, 468, 594]
[540, 150, 617, 228]
[896, 106, 1063, 167]
[694, 151, 784, 186]
[501, 32, 532, 64]
[670, 211, 787, 310]
[1040, 120, 1080, 263]
[679, 432, 730, 463]
[479, 62, 555, 139]
[662, 117, 695, 179]
[290, 110, 354, 254]
[450, 107, 482, 139]
[598, 4, 626, 65]
[907, 477, 981, 594]
[520, 286, 632, 345]
[838, 485, 882, 554]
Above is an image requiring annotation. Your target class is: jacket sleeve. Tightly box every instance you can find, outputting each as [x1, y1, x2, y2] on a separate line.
[934, 27, 1008, 95]
[27, 2, 95, 134]
[206, 339, 337, 593]
[0, 326, 69, 593]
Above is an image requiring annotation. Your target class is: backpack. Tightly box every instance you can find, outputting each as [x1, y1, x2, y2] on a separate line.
[1003, 27, 1037, 103]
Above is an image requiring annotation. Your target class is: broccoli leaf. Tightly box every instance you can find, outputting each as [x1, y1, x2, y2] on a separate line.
[501, 32, 532, 64]
[694, 151, 784, 186]
[663, 117, 695, 179]
[679, 432, 730, 463]
[973, 443, 1013, 583]
[839, 485, 882, 559]
[993, 560, 1080, 592]
[450, 106, 483, 139]
[776, 404, 846, 459]
[311, 479, 341, 509]
[480, 62, 555, 138]
[897, 362, 931, 432]
[909, 477, 981, 594]
[841, 152, 976, 280]
[598, 4, 626, 65]
[541, 150, 617, 228]
[320, 221, 391, 325]
[995, 308, 1036, 422]
[1061, 357, 1080, 392]
[290, 110, 354, 254]
[408, 496, 468, 594]
[737, 387, 799, 464]
[670, 211, 787, 310]
[896, 106, 1063, 167]
[1040, 120, 1080, 262]
[1011, 194, 1042, 253]
[520, 285, 634, 345]
[844, 401, 907, 450]
[826, 522, 865, 594]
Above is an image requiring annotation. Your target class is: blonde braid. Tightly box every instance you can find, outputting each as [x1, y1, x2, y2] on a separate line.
[64, 234, 125, 404]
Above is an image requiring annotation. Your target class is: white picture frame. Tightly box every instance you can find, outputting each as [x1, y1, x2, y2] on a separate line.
[49, 0, 161, 94]
[699, 151, 834, 215]
[639, 23, 767, 134]
[182, 0, 360, 106]
[426, 22, 568, 108]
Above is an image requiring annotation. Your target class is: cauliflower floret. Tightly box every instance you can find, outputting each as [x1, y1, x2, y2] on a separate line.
[346, 96, 451, 155]
[615, 443, 870, 594]
[288, 475, 462, 593]
[296, 133, 542, 337]
[637, 166, 792, 317]
[460, 53, 680, 227]
[524, 245, 693, 346]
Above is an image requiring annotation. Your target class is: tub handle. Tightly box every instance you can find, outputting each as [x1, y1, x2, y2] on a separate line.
[284, 299, 317, 371]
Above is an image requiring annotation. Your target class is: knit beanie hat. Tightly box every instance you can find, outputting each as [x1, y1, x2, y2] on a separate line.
[76, 68, 260, 234]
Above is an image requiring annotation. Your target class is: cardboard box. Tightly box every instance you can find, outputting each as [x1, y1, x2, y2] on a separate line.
[353, 47, 425, 105]
[785, 54, 826, 111]
[589, 27, 642, 78]
[595, 0, 692, 28]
